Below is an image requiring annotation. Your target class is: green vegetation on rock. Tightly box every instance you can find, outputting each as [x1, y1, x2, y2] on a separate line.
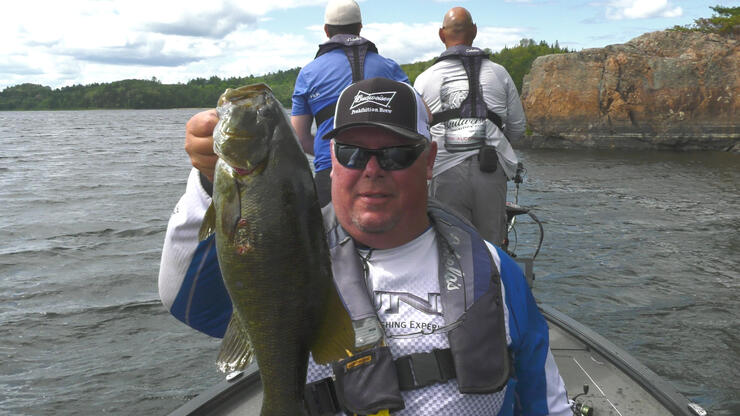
[671, 5, 739, 35]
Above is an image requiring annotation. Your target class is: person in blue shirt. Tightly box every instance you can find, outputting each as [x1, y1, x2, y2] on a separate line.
[182, 1, 408, 205]
[290, 0, 409, 206]
[159, 77, 572, 415]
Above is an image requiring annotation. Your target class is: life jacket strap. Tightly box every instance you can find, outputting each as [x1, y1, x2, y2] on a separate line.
[395, 348, 456, 390]
[344, 43, 370, 84]
[304, 348, 457, 415]
[431, 108, 504, 131]
[312, 35, 377, 129]
[315, 102, 337, 128]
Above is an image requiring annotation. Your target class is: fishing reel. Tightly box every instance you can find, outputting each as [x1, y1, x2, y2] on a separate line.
[503, 163, 543, 256]
[572, 402, 593, 416]
[570, 384, 594, 416]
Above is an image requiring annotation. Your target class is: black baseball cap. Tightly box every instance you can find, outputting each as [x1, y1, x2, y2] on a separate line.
[323, 77, 431, 143]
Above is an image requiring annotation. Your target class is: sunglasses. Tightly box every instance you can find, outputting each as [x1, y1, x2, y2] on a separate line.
[333, 142, 426, 171]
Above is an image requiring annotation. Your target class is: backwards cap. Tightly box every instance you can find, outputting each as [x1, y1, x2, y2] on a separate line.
[324, 0, 362, 25]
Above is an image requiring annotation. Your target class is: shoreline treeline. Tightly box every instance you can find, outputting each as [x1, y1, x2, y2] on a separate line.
[0, 39, 568, 111]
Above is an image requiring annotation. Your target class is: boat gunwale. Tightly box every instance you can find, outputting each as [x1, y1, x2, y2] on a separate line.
[167, 364, 261, 416]
[540, 304, 696, 416]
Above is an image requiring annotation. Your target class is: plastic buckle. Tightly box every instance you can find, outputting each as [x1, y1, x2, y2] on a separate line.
[304, 377, 340, 416]
[409, 352, 443, 388]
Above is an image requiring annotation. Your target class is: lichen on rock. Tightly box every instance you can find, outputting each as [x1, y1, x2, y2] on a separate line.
[520, 30, 739, 151]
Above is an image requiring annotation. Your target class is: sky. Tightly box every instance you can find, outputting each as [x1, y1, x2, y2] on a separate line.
[0, 0, 732, 90]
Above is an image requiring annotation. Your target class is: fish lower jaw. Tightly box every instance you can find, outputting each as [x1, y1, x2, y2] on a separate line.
[226, 161, 266, 177]
[234, 167, 255, 175]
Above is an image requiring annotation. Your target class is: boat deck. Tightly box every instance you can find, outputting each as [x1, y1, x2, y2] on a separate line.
[543, 304, 695, 416]
[169, 304, 698, 416]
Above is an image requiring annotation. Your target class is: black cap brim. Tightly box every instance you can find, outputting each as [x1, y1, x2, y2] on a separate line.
[323, 121, 428, 143]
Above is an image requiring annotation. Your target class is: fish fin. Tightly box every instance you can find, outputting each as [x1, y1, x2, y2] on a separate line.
[216, 313, 254, 373]
[198, 203, 216, 241]
[310, 282, 356, 364]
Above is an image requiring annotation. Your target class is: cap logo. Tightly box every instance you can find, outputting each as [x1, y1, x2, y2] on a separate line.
[349, 90, 396, 115]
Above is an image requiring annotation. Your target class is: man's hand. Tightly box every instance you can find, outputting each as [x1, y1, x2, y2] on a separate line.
[185, 109, 219, 182]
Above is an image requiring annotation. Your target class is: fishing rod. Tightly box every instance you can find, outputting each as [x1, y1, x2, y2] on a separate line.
[503, 162, 544, 260]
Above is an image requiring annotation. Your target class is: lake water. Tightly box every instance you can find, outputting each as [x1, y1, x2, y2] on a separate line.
[0, 109, 737, 415]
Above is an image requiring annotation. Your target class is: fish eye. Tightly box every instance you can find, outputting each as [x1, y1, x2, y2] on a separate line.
[257, 106, 274, 119]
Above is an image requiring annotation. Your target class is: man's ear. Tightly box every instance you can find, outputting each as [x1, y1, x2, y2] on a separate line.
[438, 27, 446, 44]
[324, 24, 330, 38]
[329, 140, 336, 179]
[426, 141, 437, 180]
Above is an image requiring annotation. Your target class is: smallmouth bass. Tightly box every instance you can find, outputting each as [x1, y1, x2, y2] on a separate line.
[200, 84, 353, 415]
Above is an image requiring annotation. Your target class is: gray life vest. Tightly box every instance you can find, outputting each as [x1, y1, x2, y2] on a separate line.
[313, 34, 378, 127]
[321, 200, 511, 394]
[432, 45, 505, 153]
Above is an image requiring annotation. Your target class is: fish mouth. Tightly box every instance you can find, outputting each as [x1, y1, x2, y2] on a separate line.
[227, 162, 265, 177]
[215, 132, 269, 176]
[217, 84, 272, 107]
[234, 166, 256, 176]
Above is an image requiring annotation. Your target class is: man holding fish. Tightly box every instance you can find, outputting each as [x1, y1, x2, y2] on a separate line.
[159, 75, 571, 414]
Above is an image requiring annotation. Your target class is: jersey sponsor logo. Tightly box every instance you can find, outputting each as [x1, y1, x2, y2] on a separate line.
[381, 319, 441, 333]
[442, 244, 462, 291]
[444, 264, 462, 291]
[373, 291, 443, 315]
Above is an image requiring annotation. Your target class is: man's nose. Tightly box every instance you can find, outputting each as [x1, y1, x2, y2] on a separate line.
[363, 154, 385, 176]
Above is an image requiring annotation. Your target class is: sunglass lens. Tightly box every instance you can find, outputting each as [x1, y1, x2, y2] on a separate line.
[380, 147, 417, 170]
[334, 143, 424, 171]
[335, 144, 369, 169]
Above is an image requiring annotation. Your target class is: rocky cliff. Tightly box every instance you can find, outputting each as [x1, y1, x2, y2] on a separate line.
[520, 30, 739, 151]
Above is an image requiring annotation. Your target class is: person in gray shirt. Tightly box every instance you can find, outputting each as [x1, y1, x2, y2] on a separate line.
[415, 6, 525, 246]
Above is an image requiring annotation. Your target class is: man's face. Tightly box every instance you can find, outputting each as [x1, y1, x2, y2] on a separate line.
[330, 126, 436, 249]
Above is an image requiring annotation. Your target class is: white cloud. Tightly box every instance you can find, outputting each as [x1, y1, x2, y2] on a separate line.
[361, 22, 442, 64]
[473, 26, 530, 51]
[360, 22, 527, 65]
[0, 0, 598, 90]
[0, 0, 331, 89]
[605, 0, 683, 20]
[209, 29, 319, 80]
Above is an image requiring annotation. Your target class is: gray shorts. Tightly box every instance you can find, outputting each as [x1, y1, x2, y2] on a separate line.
[429, 156, 508, 246]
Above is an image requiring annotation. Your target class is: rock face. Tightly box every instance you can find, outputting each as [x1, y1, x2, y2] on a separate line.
[520, 30, 739, 151]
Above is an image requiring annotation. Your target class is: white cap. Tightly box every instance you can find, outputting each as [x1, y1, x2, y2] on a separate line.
[324, 0, 362, 25]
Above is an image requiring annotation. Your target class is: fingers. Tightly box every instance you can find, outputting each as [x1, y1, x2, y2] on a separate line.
[192, 154, 218, 183]
[186, 109, 219, 138]
[185, 109, 218, 182]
